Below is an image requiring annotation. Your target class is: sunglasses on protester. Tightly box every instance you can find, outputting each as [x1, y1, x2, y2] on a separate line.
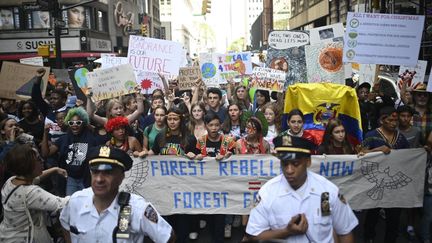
[67, 120, 83, 126]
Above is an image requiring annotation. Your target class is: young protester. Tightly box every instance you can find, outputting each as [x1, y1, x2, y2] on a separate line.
[262, 103, 282, 149]
[357, 82, 377, 136]
[142, 106, 167, 152]
[105, 116, 142, 156]
[140, 95, 165, 131]
[361, 106, 409, 243]
[254, 90, 270, 113]
[411, 84, 432, 144]
[188, 102, 207, 139]
[206, 87, 227, 123]
[17, 100, 44, 144]
[280, 109, 319, 147]
[194, 113, 236, 241]
[396, 105, 422, 240]
[317, 119, 356, 155]
[41, 107, 100, 196]
[222, 103, 245, 140]
[236, 117, 270, 155]
[230, 85, 252, 111]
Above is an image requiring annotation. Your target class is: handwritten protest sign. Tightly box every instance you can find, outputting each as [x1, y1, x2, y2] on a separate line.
[178, 67, 202, 90]
[87, 64, 136, 101]
[249, 67, 286, 92]
[121, 149, 425, 215]
[199, 52, 221, 87]
[397, 60, 428, 89]
[268, 30, 309, 49]
[127, 35, 183, 75]
[135, 70, 164, 94]
[19, 56, 44, 66]
[0, 61, 50, 100]
[343, 12, 425, 66]
[306, 41, 345, 84]
[100, 56, 129, 69]
[215, 52, 252, 79]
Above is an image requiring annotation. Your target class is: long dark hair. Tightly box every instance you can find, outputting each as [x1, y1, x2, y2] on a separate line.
[232, 85, 251, 111]
[320, 119, 354, 154]
[17, 100, 40, 120]
[158, 107, 190, 149]
[222, 102, 245, 135]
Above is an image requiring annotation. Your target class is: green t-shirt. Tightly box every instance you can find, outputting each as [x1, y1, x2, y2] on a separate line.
[144, 125, 163, 150]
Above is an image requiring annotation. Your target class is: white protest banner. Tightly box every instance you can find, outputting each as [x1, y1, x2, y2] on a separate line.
[397, 60, 428, 89]
[127, 35, 183, 75]
[215, 52, 253, 80]
[121, 155, 279, 215]
[310, 149, 426, 210]
[87, 64, 136, 101]
[343, 12, 425, 66]
[0, 61, 50, 100]
[178, 67, 202, 90]
[199, 52, 221, 87]
[249, 67, 286, 92]
[19, 56, 44, 66]
[305, 41, 345, 84]
[100, 56, 129, 69]
[309, 23, 345, 45]
[268, 30, 309, 50]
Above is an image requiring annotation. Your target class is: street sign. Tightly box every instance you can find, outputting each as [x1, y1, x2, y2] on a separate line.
[48, 28, 69, 36]
[54, 19, 66, 28]
[127, 30, 139, 35]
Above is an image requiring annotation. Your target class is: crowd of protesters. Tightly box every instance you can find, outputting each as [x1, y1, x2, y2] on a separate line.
[0, 65, 431, 243]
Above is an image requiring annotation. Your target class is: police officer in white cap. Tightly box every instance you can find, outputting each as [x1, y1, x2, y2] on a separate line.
[60, 145, 175, 243]
[245, 135, 358, 243]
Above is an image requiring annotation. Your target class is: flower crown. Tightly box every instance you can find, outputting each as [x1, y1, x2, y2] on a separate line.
[105, 116, 129, 133]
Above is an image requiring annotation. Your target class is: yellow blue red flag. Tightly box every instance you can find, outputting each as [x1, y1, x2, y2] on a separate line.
[284, 83, 362, 145]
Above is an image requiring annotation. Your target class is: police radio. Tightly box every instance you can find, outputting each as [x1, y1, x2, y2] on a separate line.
[112, 191, 131, 242]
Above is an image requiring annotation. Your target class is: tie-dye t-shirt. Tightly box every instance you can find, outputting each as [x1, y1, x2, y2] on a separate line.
[152, 133, 197, 155]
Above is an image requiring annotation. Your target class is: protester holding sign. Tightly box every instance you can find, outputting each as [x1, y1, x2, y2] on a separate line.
[362, 106, 409, 243]
[222, 103, 245, 140]
[245, 135, 358, 242]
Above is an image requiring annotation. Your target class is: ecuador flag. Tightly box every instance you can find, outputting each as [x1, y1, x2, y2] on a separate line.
[284, 83, 362, 145]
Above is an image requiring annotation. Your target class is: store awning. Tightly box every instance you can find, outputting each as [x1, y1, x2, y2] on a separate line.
[0, 52, 113, 61]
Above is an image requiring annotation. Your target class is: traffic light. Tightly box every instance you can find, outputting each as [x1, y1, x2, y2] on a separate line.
[201, 0, 211, 15]
[141, 24, 148, 37]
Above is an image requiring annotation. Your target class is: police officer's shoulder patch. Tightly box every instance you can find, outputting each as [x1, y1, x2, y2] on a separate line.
[338, 193, 347, 204]
[144, 205, 158, 223]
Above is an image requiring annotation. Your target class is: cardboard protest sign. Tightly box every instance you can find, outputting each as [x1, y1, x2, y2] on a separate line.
[199, 52, 221, 87]
[309, 23, 344, 45]
[215, 52, 252, 79]
[266, 30, 309, 86]
[343, 12, 425, 66]
[0, 61, 49, 100]
[268, 30, 309, 49]
[19, 56, 44, 66]
[178, 67, 202, 90]
[52, 69, 71, 83]
[305, 41, 345, 84]
[87, 64, 136, 101]
[249, 67, 286, 92]
[69, 66, 92, 102]
[397, 60, 428, 89]
[127, 35, 183, 75]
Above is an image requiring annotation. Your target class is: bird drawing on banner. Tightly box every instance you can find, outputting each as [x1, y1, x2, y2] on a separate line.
[361, 160, 412, 200]
[121, 158, 149, 197]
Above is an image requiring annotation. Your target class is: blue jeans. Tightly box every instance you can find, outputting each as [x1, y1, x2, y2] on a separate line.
[66, 177, 84, 196]
[421, 194, 432, 241]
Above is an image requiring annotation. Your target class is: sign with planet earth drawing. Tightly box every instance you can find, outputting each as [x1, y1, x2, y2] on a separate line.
[199, 52, 221, 87]
[86, 64, 137, 101]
